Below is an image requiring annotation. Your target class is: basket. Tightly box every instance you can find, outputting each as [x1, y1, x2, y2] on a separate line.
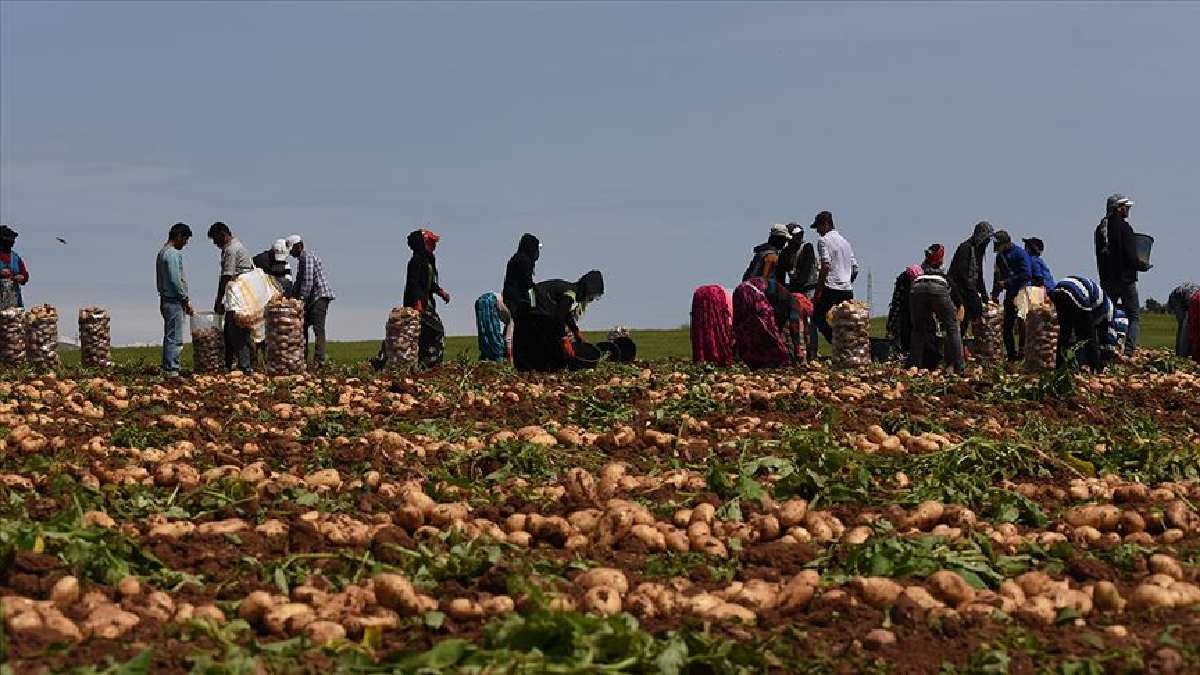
[568, 341, 602, 371]
[1134, 233, 1154, 272]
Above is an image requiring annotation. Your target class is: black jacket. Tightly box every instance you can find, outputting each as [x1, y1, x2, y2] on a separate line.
[1095, 215, 1139, 287]
[403, 230, 440, 310]
[503, 234, 540, 316]
[947, 222, 993, 306]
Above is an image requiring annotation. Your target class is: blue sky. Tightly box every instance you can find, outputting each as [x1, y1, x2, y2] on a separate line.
[2, 1, 1198, 344]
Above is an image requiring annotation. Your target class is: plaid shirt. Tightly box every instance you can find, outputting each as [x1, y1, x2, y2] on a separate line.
[292, 250, 335, 302]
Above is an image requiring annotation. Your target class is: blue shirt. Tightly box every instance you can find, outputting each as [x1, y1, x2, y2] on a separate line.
[1029, 255, 1055, 289]
[996, 246, 1032, 296]
[156, 245, 188, 301]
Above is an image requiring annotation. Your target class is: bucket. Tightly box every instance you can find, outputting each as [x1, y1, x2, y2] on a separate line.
[1134, 233, 1154, 272]
[190, 311, 223, 336]
[568, 341, 602, 370]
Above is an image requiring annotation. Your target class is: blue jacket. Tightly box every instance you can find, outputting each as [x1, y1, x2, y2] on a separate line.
[996, 246, 1032, 297]
[1029, 255, 1055, 289]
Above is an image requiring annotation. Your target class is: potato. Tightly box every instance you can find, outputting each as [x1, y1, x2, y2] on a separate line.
[481, 595, 515, 616]
[1149, 554, 1183, 580]
[894, 587, 944, 624]
[1065, 504, 1121, 531]
[692, 535, 728, 558]
[778, 571, 819, 613]
[576, 568, 629, 595]
[238, 591, 276, 624]
[1016, 571, 1053, 598]
[265, 603, 315, 635]
[193, 604, 226, 625]
[1014, 596, 1056, 626]
[567, 509, 602, 534]
[777, 498, 808, 528]
[305, 620, 346, 643]
[82, 605, 141, 640]
[374, 574, 422, 615]
[841, 526, 871, 545]
[50, 576, 81, 608]
[1092, 581, 1125, 612]
[446, 598, 484, 621]
[750, 514, 781, 541]
[928, 570, 976, 607]
[904, 501, 944, 531]
[851, 577, 904, 609]
[117, 576, 141, 598]
[582, 586, 622, 616]
[630, 523, 666, 551]
[689, 503, 716, 525]
[866, 425, 888, 444]
[1129, 584, 1176, 611]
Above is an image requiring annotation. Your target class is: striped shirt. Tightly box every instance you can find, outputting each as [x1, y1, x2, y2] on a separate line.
[292, 250, 335, 302]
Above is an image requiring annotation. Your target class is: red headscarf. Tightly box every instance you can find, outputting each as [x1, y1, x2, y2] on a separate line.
[422, 230, 440, 254]
[924, 243, 945, 268]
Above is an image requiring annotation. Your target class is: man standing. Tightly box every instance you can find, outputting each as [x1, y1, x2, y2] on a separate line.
[0, 225, 30, 310]
[991, 230, 1032, 361]
[1094, 194, 1142, 355]
[287, 234, 335, 366]
[807, 211, 858, 360]
[156, 223, 193, 377]
[207, 221, 255, 373]
[947, 221, 994, 337]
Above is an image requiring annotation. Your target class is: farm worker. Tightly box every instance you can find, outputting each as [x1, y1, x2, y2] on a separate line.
[807, 211, 858, 361]
[885, 252, 926, 363]
[742, 223, 790, 283]
[1167, 282, 1200, 357]
[0, 225, 30, 310]
[1094, 194, 1141, 355]
[207, 221, 256, 373]
[253, 239, 294, 297]
[475, 292, 512, 362]
[1051, 275, 1124, 372]
[691, 285, 735, 367]
[908, 244, 965, 373]
[156, 222, 194, 377]
[990, 230, 1032, 361]
[1190, 289, 1200, 363]
[733, 277, 792, 370]
[504, 233, 541, 372]
[515, 271, 604, 372]
[779, 223, 819, 298]
[287, 234, 335, 366]
[947, 221, 994, 339]
[403, 229, 449, 369]
[769, 224, 814, 361]
[1024, 238, 1055, 289]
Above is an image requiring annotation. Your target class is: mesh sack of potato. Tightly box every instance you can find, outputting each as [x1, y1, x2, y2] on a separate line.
[0, 308, 27, 367]
[830, 300, 871, 369]
[78, 306, 114, 369]
[190, 312, 225, 374]
[971, 301, 1004, 362]
[265, 296, 306, 376]
[25, 304, 60, 370]
[1022, 302, 1059, 373]
[384, 306, 420, 369]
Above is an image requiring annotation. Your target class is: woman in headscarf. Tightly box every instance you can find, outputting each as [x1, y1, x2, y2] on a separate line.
[0, 225, 29, 310]
[504, 234, 541, 371]
[733, 278, 791, 370]
[691, 285, 734, 366]
[475, 292, 512, 362]
[515, 270, 605, 372]
[403, 229, 450, 369]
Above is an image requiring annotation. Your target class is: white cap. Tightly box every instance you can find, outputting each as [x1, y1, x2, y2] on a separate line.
[285, 234, 303, 248]
[271, 239, 289, 261]
[770, 223, 792, 240]
[1115, 197, 1135, 207]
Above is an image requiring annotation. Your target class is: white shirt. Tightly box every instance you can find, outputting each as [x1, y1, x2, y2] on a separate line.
[818, 229, 857, 291]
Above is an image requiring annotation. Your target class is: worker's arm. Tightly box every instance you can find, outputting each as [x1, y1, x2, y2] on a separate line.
[15, 258, 28, 284]
[1120, 221, 1140, 272]
[215, 275, 231, 314]
[815, 239, 830, 289]
[293, 255, 313, 301]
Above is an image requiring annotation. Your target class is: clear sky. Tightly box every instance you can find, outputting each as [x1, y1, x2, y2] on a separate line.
[2, 1, 1198, 345]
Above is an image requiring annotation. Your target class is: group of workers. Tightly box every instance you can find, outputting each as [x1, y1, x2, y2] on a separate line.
[694, 193, 1197, 373]
[154, 222, 334, 377]
[0, 191, 1196, 376]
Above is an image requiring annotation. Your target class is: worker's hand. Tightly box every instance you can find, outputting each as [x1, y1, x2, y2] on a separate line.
[562, 336, 576, 359]
[184, 301, 195, 317]
[0, 268, 10, 279]
[438, 289, 451, 304]
[573, 330, 584, 343]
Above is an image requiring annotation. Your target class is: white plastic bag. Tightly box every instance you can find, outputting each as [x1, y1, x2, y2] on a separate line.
[224, 269, 279, 330]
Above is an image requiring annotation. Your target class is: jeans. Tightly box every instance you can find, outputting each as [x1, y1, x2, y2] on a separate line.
[160, 299, 186, 375]
[304, 297, 331, 364]
[1104, 281, 1140, 355]
[909, 290, 965, 372]
[224, 315, 255, 373]
[807, 287, 854, 360]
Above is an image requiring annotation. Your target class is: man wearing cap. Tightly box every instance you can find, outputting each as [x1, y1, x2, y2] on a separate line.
[948, 221, 994, 338]
[991, 230, 1032, 361]
[156, 223, 194, 377]
[807, 211, 858, 360]
[742, 224, 792, 284]
[1093, 194, 1141, 355]
[0, 225, 29, 310]
[287, 234, 335, 366]
[253, 239, 294, 296]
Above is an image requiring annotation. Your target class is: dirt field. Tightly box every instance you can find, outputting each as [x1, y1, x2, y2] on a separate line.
[2, 350, 1199, 673]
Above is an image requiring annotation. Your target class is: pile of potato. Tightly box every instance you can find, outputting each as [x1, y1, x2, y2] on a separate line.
[384, 307, 420, 369]
[78, 306, 113, 369]
[1023, 302, 1058, 373]
[25, 304, 60, 370]
[0, 307, 26, 366]
[191, 327, 225, 373]
[830, 300, 871, 369]
[265, 296, 306, 375]
[971, 301, 1004, 361]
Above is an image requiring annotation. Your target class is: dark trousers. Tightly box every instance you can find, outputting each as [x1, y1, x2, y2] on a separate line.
[1053, 291, 1103, 372]
[807, 287, 854, 360]
[1103, 281, 1140, 355]
[223, 317, 254, 373]
[1175, 307, 1190, 358]
[909, 291, 965, 372]
[304, 298, 330, 364]
[959, 290, 983, 337]
[1002, 293, 1023, 360]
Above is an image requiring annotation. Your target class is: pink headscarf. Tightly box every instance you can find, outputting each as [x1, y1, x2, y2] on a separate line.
[904, 264, 924, 282]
